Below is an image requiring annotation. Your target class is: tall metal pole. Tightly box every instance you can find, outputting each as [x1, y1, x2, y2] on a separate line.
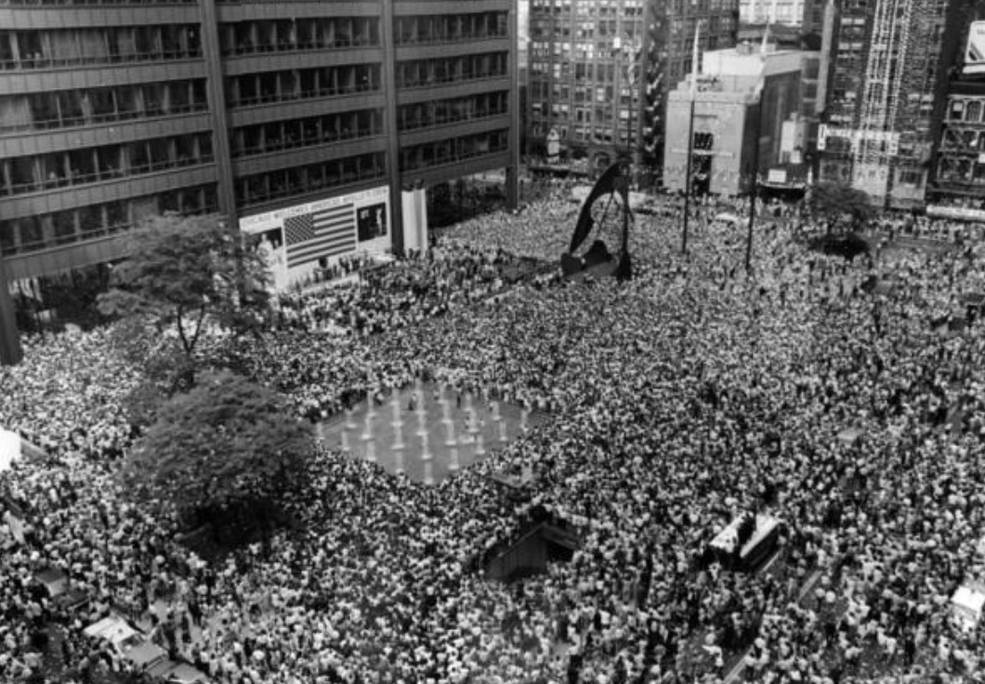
[746, 84, 764, 273]
[682, 97, 695, 255]
[681, 21, 701, 256]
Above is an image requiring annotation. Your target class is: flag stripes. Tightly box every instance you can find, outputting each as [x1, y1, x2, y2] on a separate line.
[284, 204, 356, 268]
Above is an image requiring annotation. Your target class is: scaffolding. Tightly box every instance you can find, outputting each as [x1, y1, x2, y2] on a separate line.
[852, 0, 941, 203]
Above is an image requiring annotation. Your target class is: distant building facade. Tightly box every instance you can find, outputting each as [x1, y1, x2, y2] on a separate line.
[663, 44, 819, 196]
[526, 0, 738, 183]
[817, 0, 959, 208]
[928, 3, 985, 212]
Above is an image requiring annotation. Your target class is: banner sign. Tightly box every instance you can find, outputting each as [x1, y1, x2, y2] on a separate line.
[239, 186, 390, 291]
[817, 124, 899, 155]
[966, 21, 985, 75]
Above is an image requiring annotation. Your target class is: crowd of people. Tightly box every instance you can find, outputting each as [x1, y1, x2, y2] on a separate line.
[1, 186, 985, 683]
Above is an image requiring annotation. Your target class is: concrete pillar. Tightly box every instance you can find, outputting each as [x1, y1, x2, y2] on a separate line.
[0, 253, 22, 365]
[506, 0, 521, 210]
[380, 0, 405, 253]
[199, 0, 236, 224]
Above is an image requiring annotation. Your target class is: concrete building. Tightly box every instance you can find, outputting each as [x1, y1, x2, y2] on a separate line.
[817, 0, 958, 208]
[526, 0, 738, 182]
[0, 0, 519, 332]
[927, 4, 985, 211]
[663, 43, 819, 196]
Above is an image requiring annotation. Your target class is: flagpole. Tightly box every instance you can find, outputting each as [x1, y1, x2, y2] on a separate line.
[681, 20, 701, 256]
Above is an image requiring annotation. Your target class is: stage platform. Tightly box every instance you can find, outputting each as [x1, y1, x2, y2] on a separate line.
[707, 513, 784, 572]
[319, 383, 545, 485]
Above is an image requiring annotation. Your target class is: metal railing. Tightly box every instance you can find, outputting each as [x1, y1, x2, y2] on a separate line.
[396, 70, 507, 89]
[0, 101, 207, 135]
[232, 126, 380, 157]
[397, 107, 507, 132]
[0, 49, 201, 71]
[239, 167, 383, 207]
[221, 37, 378, 56]
[1, 154, 214, 196]
[232, 81, 377, 107]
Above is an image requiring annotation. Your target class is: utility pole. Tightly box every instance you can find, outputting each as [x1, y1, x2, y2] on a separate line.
[682, 20, 701, 256]
[746, 84, 763, 273]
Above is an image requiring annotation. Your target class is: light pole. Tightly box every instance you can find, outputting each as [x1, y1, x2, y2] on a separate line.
[681, 20, 701, 256]
[745, 79, 766, 273]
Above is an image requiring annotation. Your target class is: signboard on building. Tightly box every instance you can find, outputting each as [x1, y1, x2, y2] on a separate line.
[817, 124, 899, 155]
[965, 21, 985, 75]
[239, 186, 391, 291]
[767, 169, 788, 184]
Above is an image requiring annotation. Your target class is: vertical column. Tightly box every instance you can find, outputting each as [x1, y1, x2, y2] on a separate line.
[0, 251, 23, 366]
[506, 0, 520, 209]
[380, 0, 405, 254]
[199, 0, 236, 223]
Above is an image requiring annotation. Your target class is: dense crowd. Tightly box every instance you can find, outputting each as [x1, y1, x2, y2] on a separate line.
[1, 186, 985, 683]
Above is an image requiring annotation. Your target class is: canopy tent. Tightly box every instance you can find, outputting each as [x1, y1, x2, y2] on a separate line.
[0, 429, 21, 472]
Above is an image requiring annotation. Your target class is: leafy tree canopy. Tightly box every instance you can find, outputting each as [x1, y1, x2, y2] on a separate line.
[808, 182, 875, 232]
[98, 213, 271, 360]
[122, 372, 315, 535]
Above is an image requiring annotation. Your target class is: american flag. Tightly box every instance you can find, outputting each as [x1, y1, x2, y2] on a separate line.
[283, 204, 356, 268]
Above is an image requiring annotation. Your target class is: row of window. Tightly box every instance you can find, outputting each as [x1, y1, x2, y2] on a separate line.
[0, 80, 208, 134]
[0, 185, 216, 256]
[394, 12, 508, 45]
[219, 18, 379, 56]
[948, 98, 985, 124]
[225, 64, 380, 108]
[937, 156, 985, 186]
[397, 92, 508, 131]
[235, 152, 385, 207]
[0, 26, 200, 70]
[231, 109, 383, 158]
[0, 133, 213, 196]
[399, 129, 508, 172]
[395, 52, 508, 88]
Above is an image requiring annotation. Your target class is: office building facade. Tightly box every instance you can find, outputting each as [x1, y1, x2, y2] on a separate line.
[526, 0, 738, 182]
[816, 0, 957, 208]
[0, 0, 519, 289]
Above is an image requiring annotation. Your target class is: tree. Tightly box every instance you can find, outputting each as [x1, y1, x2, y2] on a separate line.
[98, 213, 271, 365]
[807, 182, 875, 234]
[122, 372, 314, 548]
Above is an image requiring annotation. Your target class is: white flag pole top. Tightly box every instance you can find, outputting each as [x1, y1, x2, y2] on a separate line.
[690, 20, 702, 99]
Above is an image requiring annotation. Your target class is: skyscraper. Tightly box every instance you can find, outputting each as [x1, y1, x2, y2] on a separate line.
[816, 0, 955, 208]
[928, 5, 985, 212]
[0, 0, 518, 290]
[526, 0, 738, 183]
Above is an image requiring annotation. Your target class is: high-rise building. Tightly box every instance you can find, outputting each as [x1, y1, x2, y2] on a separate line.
[816, 0, 956, 208]
[0, 0, 519, 290]
[927, 6, 985, 214]
[526, 0, 738, 182]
